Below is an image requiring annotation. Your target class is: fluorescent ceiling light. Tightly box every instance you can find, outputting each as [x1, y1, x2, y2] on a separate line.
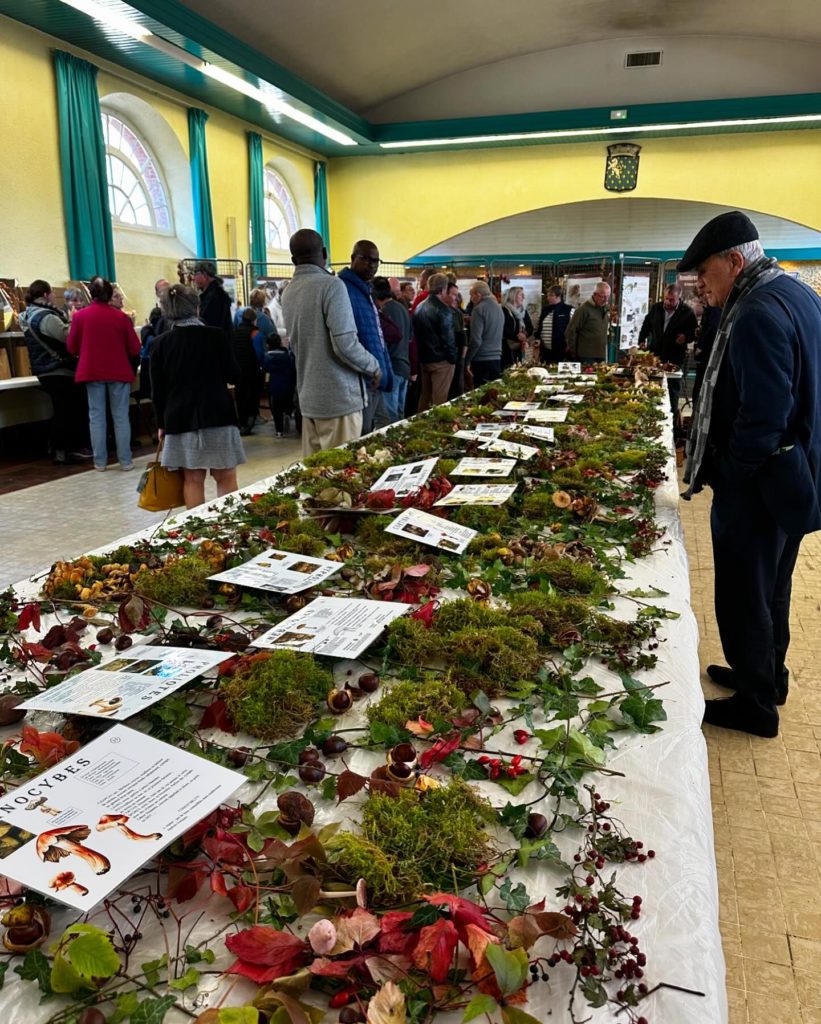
[58, 0, 152, 40]
[380, 113, 821, 149]
[55, 0, 357, 146]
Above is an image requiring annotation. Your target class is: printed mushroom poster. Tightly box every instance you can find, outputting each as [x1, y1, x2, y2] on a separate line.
[0, 725, 243, 909]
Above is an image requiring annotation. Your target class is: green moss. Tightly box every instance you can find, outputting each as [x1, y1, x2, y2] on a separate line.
[446, 626, 542, 695]
[432, 598, 541, 640]
[303, 448, 358, 470]
[248, 494, 300, 520]
[437, 458, 458, 477]
[366, 673, 467, 730]
[529, 558, 611, 599]
[274, 532, 327, 557]
[220, 651, 332, 741]
[328, 779, 494, 905]
[507, 590, 592, 639]
[385, 616, 443, 665]
[450, 504, 512, 531]
[133, 555, 214, 607]
[522, 491, 564, 520]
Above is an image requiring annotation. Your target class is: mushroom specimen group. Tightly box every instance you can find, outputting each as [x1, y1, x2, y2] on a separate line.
[35, 825, 111, 875]
[49, 871, 89, 897]
[96, 814, 162, 841]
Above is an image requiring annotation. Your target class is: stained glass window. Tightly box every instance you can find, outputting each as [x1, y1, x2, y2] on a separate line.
[264, 169, 298, 253]
[101, 112, 171, 231]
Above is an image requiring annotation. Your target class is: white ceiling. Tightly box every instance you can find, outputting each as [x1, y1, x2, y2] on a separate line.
[414, 199, 821, 258]
[178, 0, 821, 121]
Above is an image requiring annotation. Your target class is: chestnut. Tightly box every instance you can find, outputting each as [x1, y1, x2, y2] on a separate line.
[385, 762, 414, 785]
[114, 635, 133, 651]
[298, 747, 322, 765]
[298, 763, 326, 785]
[327, 689, 353, 714]
[0, 694, 26, 726]
[357, 672, 380, 693]
[389, 742, 417, 764]
[525, 812, 548, 839]
[277, 791, 315, 834]
[229, 746, 251, 767]
[95, 627, 114, 645]
[322, 735, 348, 757]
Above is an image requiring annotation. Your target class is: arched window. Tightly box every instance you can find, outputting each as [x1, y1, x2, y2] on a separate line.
[264, 168, 298, 253]
[101, 112, 171, 232]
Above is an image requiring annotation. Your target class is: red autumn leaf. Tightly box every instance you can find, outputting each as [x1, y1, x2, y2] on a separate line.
[423, 893, 495, 935]
[337, 769, 368, 804]
[203, 828, 246, 865]
[225, 926, 310, 984]
[412, 917, 459, 984]
[20, 641, 55, 664]
[365, 489, 396, 510]
[402, 564, 431, 578]
[18, 726, 79, 767]
[166, 860, 211, 903]
[200, 697, 238, 733]
[210, 871, 228, 897]
[404, 717, 434, 737]
[410, 601, 437, 628]
[40, 625, 67, 650]
[227, 884, 256, 914]
[419, 733, 462, 770]
[378, 911, 417, 955]
[18, 603, 41, 632]
[309, 954, 367, 978]
[118, 595, 150, 634]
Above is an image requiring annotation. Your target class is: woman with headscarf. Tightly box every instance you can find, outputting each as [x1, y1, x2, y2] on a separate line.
[501, 286, 534, 369]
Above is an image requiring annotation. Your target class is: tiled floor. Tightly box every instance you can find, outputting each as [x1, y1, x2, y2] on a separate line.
[680, 488, 821, 1024]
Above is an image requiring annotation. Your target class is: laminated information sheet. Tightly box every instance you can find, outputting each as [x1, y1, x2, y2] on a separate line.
[516, 424, 556, 443]
[451, 457, 517, 477]
[558, 361, 583, 374]
[549, 393, 585, 404]
[433, 484, 518, 506]
[385, 507, 477, 554]
[525, 407, 569, 423]
[253, 597, 409, 658]
[369, 458, 437, 497]
[0, 725, 243, 909]
[502, 401, 542, 411]
[208, 548, 342, 594]
[21, 647, 231, 721]
[480, 438, 539, 460]
[453, 426, 504, 441]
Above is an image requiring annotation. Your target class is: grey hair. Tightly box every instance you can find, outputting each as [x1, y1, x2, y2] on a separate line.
[428, 273, 449, 295]
[472, 281, 491, 298]
[715, 239, 765, 262]
[160, 283, 199, 323]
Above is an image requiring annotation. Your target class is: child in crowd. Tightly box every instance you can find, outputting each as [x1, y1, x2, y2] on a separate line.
[263, 335, 297, 437]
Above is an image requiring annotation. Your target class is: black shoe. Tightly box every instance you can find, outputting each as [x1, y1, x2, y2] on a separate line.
[53, 450, 84, 465]
[703, 693, 779, 738]
[706, 663, 788, 706]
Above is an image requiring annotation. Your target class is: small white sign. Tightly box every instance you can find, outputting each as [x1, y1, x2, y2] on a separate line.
[209, 548, 342, 594]
[434, 484, 518, 507]
[558, 362, 582, 375]
[451, 458, 517, 478]
[502, 401, 542, 411]
[480, 439, 539, 460]
[524, 408, 569, 423]
[253, 597, 409, 659]
[385, 508, 477, 554]
[21, 647, 231, 721]
[370, 458, 437, 497]
[516, 425, 556, 443]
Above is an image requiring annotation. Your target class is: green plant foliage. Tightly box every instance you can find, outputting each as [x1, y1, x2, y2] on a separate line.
[366, 673, 468, 731]
[133, 554, 214, 607]
[302, 448, 358, 470]
[530, 558, 611, 599]
[220, 652, 333, 741]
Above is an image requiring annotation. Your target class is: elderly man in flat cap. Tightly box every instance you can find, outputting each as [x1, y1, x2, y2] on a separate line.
[680, 211, 821, 737]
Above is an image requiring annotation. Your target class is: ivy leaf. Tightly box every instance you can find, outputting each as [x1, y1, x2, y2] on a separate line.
[495, 772, 535, 796]
[141, 954, 168, 988]
[67, 929, 120, 981]
[462, 993, 498, 1021]
[499, 878, 530, 914]
[319, 775, 337, 801]
[619, 673, 651, 695]
[502, 1009, 544, 1024]
[169, 967, 200, 991]
[620, 694, 667, 733]
[15, 949, 53, 997]
[517, 835, 567, 870]
[110, 991, 140, 1023]
[185, 944, 216, 965]
[498, 802, 528, 837]
[0, 961, 7, 990]
[131, 996, 178, 1024]
[484, 943, 528, 998]
[369, 721, 403, 746]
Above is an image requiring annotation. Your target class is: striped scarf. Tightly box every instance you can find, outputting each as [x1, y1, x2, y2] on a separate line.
[682, 256, 783, 498]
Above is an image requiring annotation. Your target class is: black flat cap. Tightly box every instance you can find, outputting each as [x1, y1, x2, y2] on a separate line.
[677, 211, 759, 271]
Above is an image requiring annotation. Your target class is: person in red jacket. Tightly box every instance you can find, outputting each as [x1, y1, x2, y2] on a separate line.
[67, 276, 141, 471]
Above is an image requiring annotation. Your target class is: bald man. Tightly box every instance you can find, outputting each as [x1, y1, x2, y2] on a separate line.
[282, 229, 380, 455]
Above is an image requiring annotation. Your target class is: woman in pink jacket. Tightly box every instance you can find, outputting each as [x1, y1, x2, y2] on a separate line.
[67, 277, 141, 471]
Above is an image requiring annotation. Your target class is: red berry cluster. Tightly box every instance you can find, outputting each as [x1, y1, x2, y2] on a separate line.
[477, 753, 527, 779]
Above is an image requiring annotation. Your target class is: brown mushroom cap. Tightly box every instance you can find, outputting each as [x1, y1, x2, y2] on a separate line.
[36, 824, 91, 861]
[96, 814, 128, 831]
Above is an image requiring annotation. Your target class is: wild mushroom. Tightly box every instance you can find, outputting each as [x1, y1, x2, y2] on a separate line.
[317, 878, 367, 909]
[36, 825, 110, 875]
[96, 815, 162, 842]
[49, 871, 89, 897]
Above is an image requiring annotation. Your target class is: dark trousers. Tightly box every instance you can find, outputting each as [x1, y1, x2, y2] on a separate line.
[269, 394, 290, 434]
[471, 359, 501, 388]
[448, 356, 465, 400]
[711, 476, 802, 712]
[667, 376, 682, 418]
[235, 368, 263, 429]
[38, 374, 89, 454]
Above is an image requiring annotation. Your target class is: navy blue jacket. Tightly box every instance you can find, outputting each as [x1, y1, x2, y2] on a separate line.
[537, 301, 574, 359]
[338, 268, 394, 393]
[707, 274, 821, 535]
[264, 348, 297, 402]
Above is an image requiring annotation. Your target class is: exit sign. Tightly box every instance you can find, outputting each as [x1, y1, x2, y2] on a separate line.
[610, 109, 628, 121]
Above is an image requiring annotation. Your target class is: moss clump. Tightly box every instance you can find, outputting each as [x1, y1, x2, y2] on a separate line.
[529, 558, 611, 600]
[522, 490, 567, 520]
[366, 673, 467, 731]
[446, 626, 542, 695]
[220, 650, 332, 741]
[450, 504, 512, 531]
[328, 780, 494, 905]
[302, 448, 358, 470]
[133, 554, 214, 607]
[248, 494, 300, 520]
[273, 531, 327, 557]
[507, 590, 592, 640]
[385, 616, 443, 665]
[432, 598, 541, 640]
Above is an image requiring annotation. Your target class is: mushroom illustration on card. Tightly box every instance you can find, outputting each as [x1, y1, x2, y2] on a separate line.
[25, 796, 61, 816]
[96, 815, 162, 841]
[88, 696, 124, 716]
[49, 871, 89, 897]
[36, 825, 111, 874]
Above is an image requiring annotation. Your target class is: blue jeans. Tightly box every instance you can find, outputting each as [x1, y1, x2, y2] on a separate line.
[86, 381, 133, 468]
[375, 377, 409, 427]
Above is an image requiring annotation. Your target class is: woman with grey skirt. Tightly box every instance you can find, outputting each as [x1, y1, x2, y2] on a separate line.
[150, 283, 246, 509]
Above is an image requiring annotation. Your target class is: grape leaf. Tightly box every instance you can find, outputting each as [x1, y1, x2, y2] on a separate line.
[67, 929, 120, 981]
[110, 991, 140, 1023]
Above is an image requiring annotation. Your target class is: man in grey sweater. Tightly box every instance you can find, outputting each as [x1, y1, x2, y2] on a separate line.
[564, 281, 612, 362]
[466, 281, 504, 387]
[283, 229, 381, 456]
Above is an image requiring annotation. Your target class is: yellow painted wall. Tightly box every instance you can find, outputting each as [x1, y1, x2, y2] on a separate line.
[0, 16, 316, 323]
[327, 130, 821, 261]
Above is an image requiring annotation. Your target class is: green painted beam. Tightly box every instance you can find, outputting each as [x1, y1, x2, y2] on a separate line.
[405, 249, 821, 265]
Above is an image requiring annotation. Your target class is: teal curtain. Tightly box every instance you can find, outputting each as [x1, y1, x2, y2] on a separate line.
[248, 132, 266, 266]
[314, 161, 330, 251]
[188, 108, 216, 258]
[53, 51, 115, 281]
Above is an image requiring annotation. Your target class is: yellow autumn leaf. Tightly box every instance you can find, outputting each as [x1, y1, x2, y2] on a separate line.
[366, 980, 406, 1024]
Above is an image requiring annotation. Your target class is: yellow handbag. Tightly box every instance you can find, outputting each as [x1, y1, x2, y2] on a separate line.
[137, 439, 185, 511]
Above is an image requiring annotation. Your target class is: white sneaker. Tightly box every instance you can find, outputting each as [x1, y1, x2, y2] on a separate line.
[94, 464, 107, 472]
[120, 463, 135, 471]
[276, 432, 283, 438]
